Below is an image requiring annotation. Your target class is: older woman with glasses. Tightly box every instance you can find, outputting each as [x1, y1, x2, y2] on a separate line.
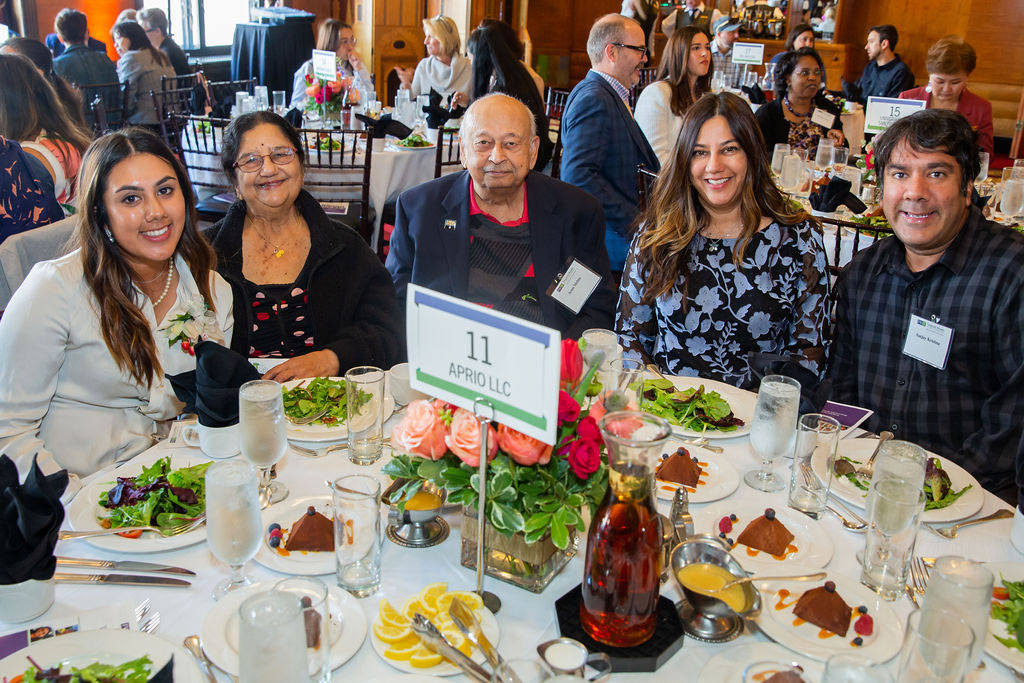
[755, 47, 844, 152]
[205, 112, 401, 382]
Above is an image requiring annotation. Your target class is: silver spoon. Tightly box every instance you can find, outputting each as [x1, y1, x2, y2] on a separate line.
[705, 570, 827, 594]
[183, 635, 219, 683]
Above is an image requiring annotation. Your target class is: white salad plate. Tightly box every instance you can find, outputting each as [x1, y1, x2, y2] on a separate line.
[812, 438, 984, 523]
[698, 642, 824, 682]
[253, 495, 335, 575]
[655, 440, 739, 504]
[201, 581, 367, 675]
[694, 500, 834, 573]
[0, 629, 204, 682]
[646, 374, 756, 440]
[283, 376, 395, 442]
[66, 450, 209, 553]
[983, 562, 1024, 674]
[757, 573, 904, 663]
[370, 606, 499, 676]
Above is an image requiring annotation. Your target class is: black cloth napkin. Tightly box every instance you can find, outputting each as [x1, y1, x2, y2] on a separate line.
[422, 89, 466, 130]
[167, 341, 261, 428]
[741, 83, 766, 105]
[284, 107, 304, 128]
[353, 112, 412, 140]
[748, 353, 829, 415]
[148, 655, 174, 683]
[809, 176, 867, 214]
[0, 455, 69, 584]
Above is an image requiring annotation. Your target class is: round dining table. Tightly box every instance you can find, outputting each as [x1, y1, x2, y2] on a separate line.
[2, 405, 1019, 682]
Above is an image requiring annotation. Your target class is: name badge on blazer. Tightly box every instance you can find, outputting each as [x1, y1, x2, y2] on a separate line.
[546, 259, 602, 314]
[811, 108, 836, 129]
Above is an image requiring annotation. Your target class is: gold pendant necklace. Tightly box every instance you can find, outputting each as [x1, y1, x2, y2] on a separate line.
[254, 227, 284, 258]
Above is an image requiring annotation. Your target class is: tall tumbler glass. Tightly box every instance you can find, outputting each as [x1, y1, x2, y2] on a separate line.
[239, 591, 308, 681]
[206, 460, 262, 600]
[253, 85, 269, 110]
[344, 366, 385, 465]
[780, 152, 804, 192]
[831, 147, 849, 173]
[821, 653, 893, 682]
[771, 143, 791, 176]
[745, 375, 801, 492]
[581, 328, 621, 393]
[240, 379, 289, 504]
[866, 440, 926, 519]
[897, 608, 974, 683]
[921, 556, 994, 671]
[273, 90, 287, 113]
[1001, 178, 1024, 220]
[976, 151, 990, 183]
[787, 413, 840, 519]
[274, 576, 332, 682]
[609, 358, 644, 410]
[333, 474, 383, 597]
[860, 479, 925, 601]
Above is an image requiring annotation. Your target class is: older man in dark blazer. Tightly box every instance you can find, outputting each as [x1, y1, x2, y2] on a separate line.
[560, 13, 660, 272]
[386, 94, 616, 339]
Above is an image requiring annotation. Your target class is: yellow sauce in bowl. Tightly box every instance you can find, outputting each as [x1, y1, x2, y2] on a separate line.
[404, 490, 443, 511]
[676, 562, 749, 612]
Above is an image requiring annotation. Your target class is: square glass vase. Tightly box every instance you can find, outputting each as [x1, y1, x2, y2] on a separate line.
[460, 506, 577, 593]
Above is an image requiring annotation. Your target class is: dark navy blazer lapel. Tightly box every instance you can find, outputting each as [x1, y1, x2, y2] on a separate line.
[439, 172, 473, 298]
[585, 71, 660, 171]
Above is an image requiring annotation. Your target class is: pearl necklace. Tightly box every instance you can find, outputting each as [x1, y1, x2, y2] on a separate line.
[150, 260, 175, 308]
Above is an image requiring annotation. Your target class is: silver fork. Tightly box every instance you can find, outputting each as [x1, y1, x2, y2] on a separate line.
[923, 508, 1014, 539]
[290, 441, 347, 458]
[59, 514, 205, 540]
[909, 556, 930, 596]
[286, 407, 329, 425]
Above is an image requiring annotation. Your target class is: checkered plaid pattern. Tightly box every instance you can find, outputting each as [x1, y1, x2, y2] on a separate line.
[711, 42, 746, 90]
[830, 207, 1024, 492]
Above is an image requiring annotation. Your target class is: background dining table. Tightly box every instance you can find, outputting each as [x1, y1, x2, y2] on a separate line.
[3, 408, 1020, 682]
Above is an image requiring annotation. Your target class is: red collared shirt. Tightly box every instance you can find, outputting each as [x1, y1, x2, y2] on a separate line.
[468, 179, 529, 226]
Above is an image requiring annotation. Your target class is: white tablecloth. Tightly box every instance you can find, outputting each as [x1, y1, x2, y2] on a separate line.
[4, 419, 1018, 681]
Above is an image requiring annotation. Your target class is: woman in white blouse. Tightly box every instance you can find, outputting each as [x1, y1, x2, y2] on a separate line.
[394, 15, 471, 103]
[0, 127, 232, 478]
[291, 19, 372, 110]
[635, 26, 713, 167]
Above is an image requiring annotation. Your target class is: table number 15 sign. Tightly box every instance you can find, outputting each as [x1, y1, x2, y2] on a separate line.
[405, 285, 560, 445]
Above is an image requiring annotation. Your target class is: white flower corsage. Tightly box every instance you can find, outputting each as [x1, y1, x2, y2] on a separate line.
[160, 296, 222, 355]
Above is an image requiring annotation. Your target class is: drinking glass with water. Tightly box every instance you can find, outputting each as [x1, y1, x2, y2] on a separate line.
[206, 460, 262, 600]
[745, 375, 800, 492]
[239, 379, 289, 504]
[333, 474, 383, 597]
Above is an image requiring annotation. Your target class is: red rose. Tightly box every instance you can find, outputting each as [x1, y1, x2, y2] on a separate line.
[568, 438, 601, 479]
[557, 390, 580, 423]
[560, 338, 583, 390]
[575, 416, 601, 444]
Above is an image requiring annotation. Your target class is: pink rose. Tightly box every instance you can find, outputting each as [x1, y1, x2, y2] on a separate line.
[391, 399, 448, 460]
[446, 408, 498, 467]
[575, 416, 601, 444]
[557, 390, 580, 424]
[497, 424, 552, 466]
[568, 438, 601, 479]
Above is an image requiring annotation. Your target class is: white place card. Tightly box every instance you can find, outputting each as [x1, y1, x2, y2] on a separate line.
[731, 42, 765, 65]
[406, 285, 560, 444]
[864, 96, 926, 135]
[311, 49, 337, 81]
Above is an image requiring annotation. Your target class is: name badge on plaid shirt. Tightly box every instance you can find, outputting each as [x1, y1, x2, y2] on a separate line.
[902, 314, 954, 370]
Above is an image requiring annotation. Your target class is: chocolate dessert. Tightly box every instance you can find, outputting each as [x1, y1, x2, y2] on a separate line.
[793, 581, 853, 637]
[285, 506, 335, 552]
[656, 447, 702, 487]
[735, 508, 794, 556]
[301, 596, 323, 649]
[764, 671, 805, 683]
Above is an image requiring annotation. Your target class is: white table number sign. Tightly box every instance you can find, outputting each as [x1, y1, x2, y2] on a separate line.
[864, 96, 926, 135]
[406, 285, 560, 444]
[311, 49, 337, 81]
[731, 42, 765, 65]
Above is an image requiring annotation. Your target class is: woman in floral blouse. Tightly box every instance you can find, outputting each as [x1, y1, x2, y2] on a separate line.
[616, 92, 829, 390]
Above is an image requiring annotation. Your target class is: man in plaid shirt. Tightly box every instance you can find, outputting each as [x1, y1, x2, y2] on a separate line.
[831, 110, 1024, 504]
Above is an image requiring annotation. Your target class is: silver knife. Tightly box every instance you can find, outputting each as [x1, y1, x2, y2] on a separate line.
[52, 572, 191, 587]
[57, 556, 196, 576]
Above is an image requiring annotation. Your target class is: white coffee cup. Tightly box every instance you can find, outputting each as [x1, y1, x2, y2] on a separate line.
[0, 579, 54, 622]
[183, 423, 240, 459]
[389, 363, 428, 406]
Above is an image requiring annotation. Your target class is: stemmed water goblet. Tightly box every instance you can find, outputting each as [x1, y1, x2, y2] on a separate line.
[744, 375, 800, 492]
[206, 460, 263, 600]
[239, 379, 289, 504]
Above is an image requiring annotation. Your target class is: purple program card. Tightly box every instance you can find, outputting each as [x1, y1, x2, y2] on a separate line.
[0, 630, 28, 660]
[821, 401, 873, 435]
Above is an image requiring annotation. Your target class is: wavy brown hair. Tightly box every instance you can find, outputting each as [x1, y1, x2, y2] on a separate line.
[636, 92, 812, 304]
[655, 26, 713, 117]
[75, 127, 216, 386]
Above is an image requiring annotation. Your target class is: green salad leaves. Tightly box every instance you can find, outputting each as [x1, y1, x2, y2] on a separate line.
[282, 377, 370, 427]
[98, 457, 209, 529]
[21, 655, 152, 683]
[641, 379, 744, 433]
[836, 456, 971, 511]
[992, 577, 1024, 653]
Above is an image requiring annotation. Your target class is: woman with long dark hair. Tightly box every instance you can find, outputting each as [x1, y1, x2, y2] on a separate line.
[468, 20, 552, 171]
[0, 52, 93, 206]
[635, 26, 713, 166]
[0, 127, 233, 477]
[0, 37, 88, 131]
[111, 21, 176, 125]
[617, 92, 829, 389]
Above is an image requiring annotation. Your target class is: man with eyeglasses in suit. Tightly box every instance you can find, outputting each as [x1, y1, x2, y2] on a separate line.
[560, 14, 660, 274]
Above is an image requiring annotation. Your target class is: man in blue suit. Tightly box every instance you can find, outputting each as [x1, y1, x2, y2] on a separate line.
[386, 94, 616, 339]
[560, 13, 660, 272]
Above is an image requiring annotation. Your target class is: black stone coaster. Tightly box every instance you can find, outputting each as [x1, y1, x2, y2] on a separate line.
[554, 584, 686, 673]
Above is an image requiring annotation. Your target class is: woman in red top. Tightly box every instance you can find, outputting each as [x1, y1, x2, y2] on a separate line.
[899, 35, 993, 155]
